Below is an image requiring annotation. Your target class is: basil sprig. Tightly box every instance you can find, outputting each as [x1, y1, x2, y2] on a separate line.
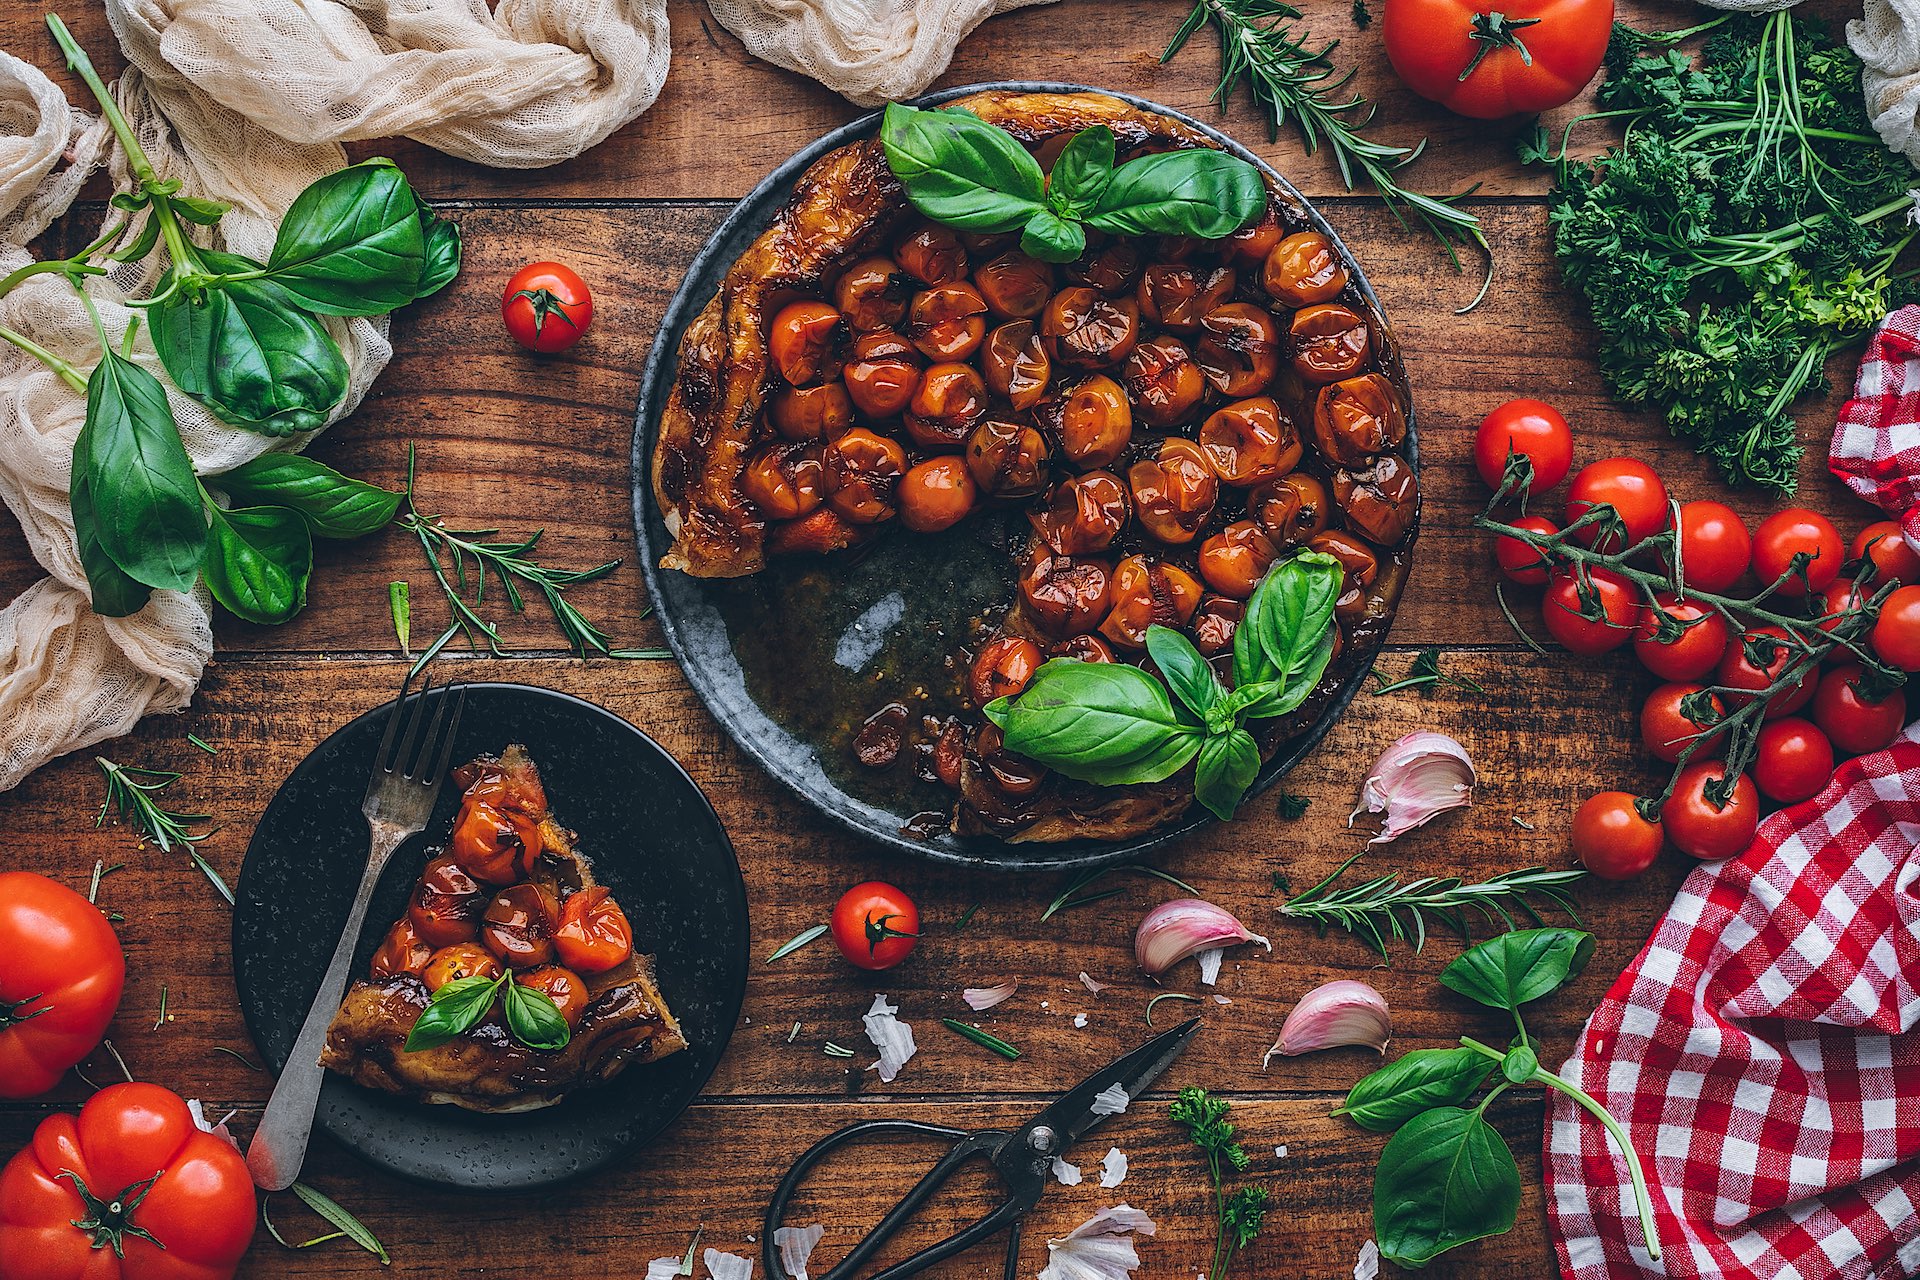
[984, 551, 1342, 820]
[879, 103, 1267, 264]
[402, 968, 573, 1054]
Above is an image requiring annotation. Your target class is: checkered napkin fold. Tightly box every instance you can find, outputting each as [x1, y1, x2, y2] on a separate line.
[1543, 307, 1920, 1279]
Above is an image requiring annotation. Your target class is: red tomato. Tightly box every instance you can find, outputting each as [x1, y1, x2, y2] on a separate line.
[1673, 500, 1750, 593]
[1631, 593, 1728, 682]
[1661, 763, 1759, 861]
[1540, 567, 1635, 655]
[1815, 578, 1868, 635]
[0, 872, 124, 1100]
[553, 886, 635, 974]
[1875, 585, 1920, 671]
[1851, 521, 1920, 586]
[448, 799, 542, 886]
[1751, 508, 1842, 597]
[1569, 791, 1662, 880]
[1472, 399, 1573, 495]
[1565, 458, 1668, 552]
[1493, 514, 1559, 586]
[831, 881, 920, 971]
[1811, 664, 1909, 756]
[0, 1082, 255, 1280]
[1383, 0, 1614, 119]
[502, 261, 592, 353]
[1752, 718, 1835, 805]
[1640, 683, 1723, 764]
[1716, 625, 1815, 718]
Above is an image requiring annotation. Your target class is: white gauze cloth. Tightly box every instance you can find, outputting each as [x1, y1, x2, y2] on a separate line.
[1852, 0, 1920, 168]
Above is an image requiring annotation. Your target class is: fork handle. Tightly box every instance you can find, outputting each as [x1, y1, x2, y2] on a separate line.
[245, 824, 406, 1191]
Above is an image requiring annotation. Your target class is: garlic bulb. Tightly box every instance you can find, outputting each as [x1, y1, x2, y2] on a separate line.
[1349, 732, 1475, 844]
[1134, 898, 1271, 977]
[1264, 979, 1391, 1062]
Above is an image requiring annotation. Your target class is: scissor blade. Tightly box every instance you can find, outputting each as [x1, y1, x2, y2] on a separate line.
[1010, 1017, 1202, 1162]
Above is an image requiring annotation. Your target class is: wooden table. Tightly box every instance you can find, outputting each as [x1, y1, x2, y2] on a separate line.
[0, 1, 1874, 1274]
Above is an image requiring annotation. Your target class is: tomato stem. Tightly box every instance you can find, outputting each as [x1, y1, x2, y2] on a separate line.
[56, 1168, 166, 1258]
[1458, 11, 1544, 82]
[0, 992, 52, 1031]
[508, 287, 581, 339]
[863, 910, 919, 958]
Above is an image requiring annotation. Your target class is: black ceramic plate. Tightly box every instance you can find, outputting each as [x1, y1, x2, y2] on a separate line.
[233, 683, 748, 1189]
[632, 81, 1416, 873]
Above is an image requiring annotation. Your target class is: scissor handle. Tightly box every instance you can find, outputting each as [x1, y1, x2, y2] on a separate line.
[761, 1119, 1026, 1280]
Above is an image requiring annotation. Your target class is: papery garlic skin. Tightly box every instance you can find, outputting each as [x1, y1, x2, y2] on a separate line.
[1349, 731, 1475, 845]
[962, 980, 1017, 1011]
[1265, 979, 1391, 1063]
[1134, 898, 1271, 976]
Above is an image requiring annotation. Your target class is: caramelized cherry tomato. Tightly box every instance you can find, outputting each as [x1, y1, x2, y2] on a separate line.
[1129, 437, 1218, 544]
[841, 338, 922, 421]
[1042, 287, 1141, 368]
[1312, 373, 1406, 467]
[1053, 633, 1116, 663]
[1121, 336, 1207, 428]
[908, 282, 989, 362]
[422, 942, 501, 994]
[979, 320, 1052, 410]
[1191, 595, 1245, 655]
[1099, 555, 1205, 650]
[768, 300, 846, 387]
[769, 382, 853, 441]
[975, 252, 1055, 319]
[823, 427, 908, 523]
[1309, 529, 1379, 591]
[904, 362, 987, 450]
[834, 256, 911, 331]
[1195, 302, 1280, 397]
[742, 442, 827, 520]
[1198, 396, 1300, 487]
[768, 507, 864, 557]
[1263, 230, 1347, 306]
[408, 855, 487, 947]
[1032, 471, 1129, 555]
[898, 456, 980, 533]
[1047, 374, 1133, 469]
[1223, 208, 1283, 269]
[969, 635, 1044, 707]
[1289, 303, 1371, 384]
[1019, 550, 1114, 637]
[966, 418, 1050, 497]
[1250, 472, 1331, 546]
[516, 965, 589, 1030]
[553, 886, 634, 973]
[895, 224, 967, 285]
[370, 918, 432, 979]
[481, 882, 560, 968]
[973, 723, 1049, 799]
[1198, 521, 1280, 598]
[1137, 263, 1236, 332]
[450, 800, 542, 885]
[1065, 240, 1141, 294]
[1332, 453, 1419, 546]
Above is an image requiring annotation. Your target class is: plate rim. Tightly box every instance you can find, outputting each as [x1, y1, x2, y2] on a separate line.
[630, 80, 1417, 872]
[231, 679, 750, 1190]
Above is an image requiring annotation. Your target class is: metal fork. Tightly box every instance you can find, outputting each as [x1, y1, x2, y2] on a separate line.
[246, 674, 467, 1191]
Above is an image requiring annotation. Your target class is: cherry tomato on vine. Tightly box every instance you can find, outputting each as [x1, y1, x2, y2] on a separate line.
[1540, 567, 1635, 655]
[1472, 398, 1573, 495]
[1383, 0, 1614, 119]
[1851, 521, 1920, 587]
[1661, 763, 1759, 861]
[1811, 663, 1908, 756]
[1873, 585, 1920, 671]
[1570, 791, 1662, 880]
[1750, 508, 1842, 597]
[1640, 683, 1723, 764]
[502, 261, 593, 353]
[1752, 718, 1834, 805]
[1565, 458, 1668, 552]
[1815, 578, 1868, 635]
[1632, 593, 1728, 682]
[831, 882, 919, 971]
[1716, 625, 1814, 718]
[1493, 514, 1559, 586]
[1673, 500, 1750, 593]
[0, 872, 124, 1100]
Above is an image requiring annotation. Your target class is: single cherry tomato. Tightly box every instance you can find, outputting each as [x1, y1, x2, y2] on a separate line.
[1032, 471, 1129, 555]
[1019, 550, 1114, 637]
[408, 854, 487, 947]
[1195, 302, 1280, 397]
[1815, 577, 1869, 635]
[1263, 231, 1348, 306]
[1047, 374, 1133, 469]
[970, 636, 1044, 708]
[1853, 521, 1920, 586]
[842, 330, 922, 419]
[769, 300, 848, 387]
[830, 881, 920, 971]
[1190, 595, 1245, 655]
[1751, 507, 1843, 597]
[502, 261, 592, 353]
[1042, 287, 1140, 368]
[1674, 500, 1751, 593]
[370, 917, 433, 980]
[422, 942, 502, 993]
[0, 1082, 255, 1280]
[450, 798, 543, 885]
[908, 283, 989, 362]
[1064, 239, 1142, 294]
[1752, 718, 1835, 805]
[1811, 663, 1909, 755]
[1053, 633, 1117, 663]
[769, 383, 854, 442]
[1716, 625, 1815, 718]
[742, 442, 827, 521]
[1100, 555, 1205, 650]
[822, 427, 908, 523]
[979, 321, 1051, 411]
[966, 418, 1049, 498]
[974, 252, 1055, 319]
[1332, 454, 1419, 547]
[1540, 567, 1635, 656]
[481, 881, 561, 968]
[516, 966, 590, 1030]
[1493, 514, 1558, 586]
[894, 224, 966, 285]
[1288, 303, 1371, 384]
[898, 456, 980, 534]
[1874, 585, 1920, 671]
[1251, 473, 1331, 546]
[1137, 263, 1236, 332]
[0, 872, 124, 1099]
[553, 886, 635, 974]
[1120, 336, 1207, 428]
[1197, 521, 1281, 598]
[1639, 682, 1723, 764]
[1384, 0, 1613, 119]
[1198, 396, 1301, 487]
[1565, 458, 1668, 552]
[1223, 209, 1283, 269]
[1473, 398, 1573, 495]
[1128, 438, 1218, 545]
[903, 362, 987, 451]
[1311, 372, 1406, 467]
[1570, 792, 1662, 881]
[834, 256, 910, 331]
[1661, 763, 1759, 861]
[1632, 593, 1729, 682]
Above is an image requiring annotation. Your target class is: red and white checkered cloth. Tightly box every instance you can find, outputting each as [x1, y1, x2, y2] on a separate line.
[1544, 310, 1920, 1278]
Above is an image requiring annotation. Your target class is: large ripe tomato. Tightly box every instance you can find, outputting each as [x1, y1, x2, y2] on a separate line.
[502, 261, 592, 353]
[830, 882, 920, 971]
[1569, 791, 1662, 881]
[1874, 585, 1920, 671]
[1752, 718, 1834, 805]
[1751, 508, 1843, 597]
[1472, 399, 1573, 495]
[1639, 682, 1723, 764]
[1851, 521, 1920, 587]
[1811, 664, 1909, 756]
[0, 1082, 255, 1280]
[1384, 0, 1614, 119]
[1674, 500, 1750, 593]
[0, 872, 124, 1100]
[1493, 514, 1559, 586]
[1566, 458, 1668, 552]
[1661, 763, 1759, 861]
[1540, 566, 1635, 655]
[1716, 625, 1815, 718]
[1631, 593, 1728, 682]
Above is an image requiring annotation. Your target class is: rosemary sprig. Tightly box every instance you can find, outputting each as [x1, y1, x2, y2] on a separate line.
[95, 758, 209, 854]
[395, 445, 620, 658]
[1163, 0, 1492, 307]
[1370, 647, 1486, 698]
[1281, 852, 1588, 956]
[940, 1018, 1022, 1060]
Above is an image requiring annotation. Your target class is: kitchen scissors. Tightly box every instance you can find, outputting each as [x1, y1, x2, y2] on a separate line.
[761, 1016, 1200, 1280]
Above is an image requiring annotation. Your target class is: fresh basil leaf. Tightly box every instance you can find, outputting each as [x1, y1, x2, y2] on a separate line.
[402, 972, 501, 1052]
[1439, 927, 1595, 1012]
[80, 349, 205, 592]
[265, 159, 427, 316]
[1020, 209, 1086, 263]
[1373, 1106, 1522, 1267]
[167, 194, 229, 226]
[1047, 125, 1115, 219]
[202, 504, 312, 625]
[985, 658, 1200, 784]
[1065, 724, 1206, 788]
[69, 459, 153, 617]
[1233, 551, 1342, 718]
[1085, 148, 1268, 240]
[1193, 726, 1260, 821]
[1334, 1048, 1495, 1133]
[1500, 1044, 1539, 1085]
[152, 249, 349, 436]
[414, 196, 461, 300]
[214, 453, 401, 538]
[1145, 624, 1222, 720]
[880, 103, 1048, 233]
[503, 977, 572, 1051]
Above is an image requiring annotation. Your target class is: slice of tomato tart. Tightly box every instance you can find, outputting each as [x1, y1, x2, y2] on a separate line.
[319, 745, 687, 1112]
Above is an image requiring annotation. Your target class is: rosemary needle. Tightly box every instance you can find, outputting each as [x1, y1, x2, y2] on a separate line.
[940, 1018, 1022, 1060]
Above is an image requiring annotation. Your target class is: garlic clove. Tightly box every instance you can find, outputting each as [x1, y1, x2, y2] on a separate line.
[962, 980, 1017, 1011]
[1348, 731, 1475, 845]
[1135, 898, 1271, 977]
[1264, 979, 1391, 1063]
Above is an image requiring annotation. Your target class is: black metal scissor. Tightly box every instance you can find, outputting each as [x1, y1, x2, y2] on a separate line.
[761, 1017, 1200, 1280]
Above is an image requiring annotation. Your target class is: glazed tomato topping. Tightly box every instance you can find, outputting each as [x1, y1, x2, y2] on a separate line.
[554, 886, 635, 974]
